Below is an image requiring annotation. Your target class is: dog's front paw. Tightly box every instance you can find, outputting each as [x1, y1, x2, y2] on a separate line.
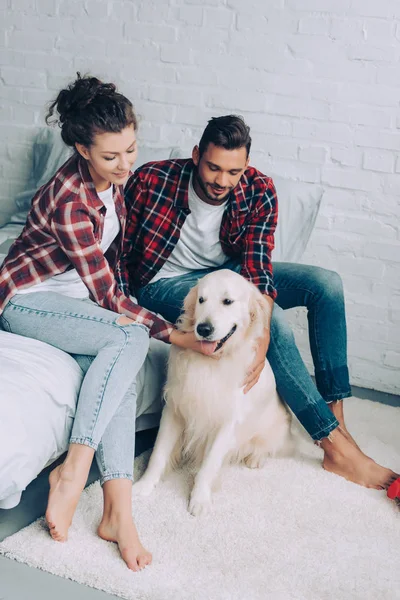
[133, 476, 157, 497]
[188, 489, 212, 517]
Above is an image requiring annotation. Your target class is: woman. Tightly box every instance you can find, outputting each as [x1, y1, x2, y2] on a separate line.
[0, 74, 216, 571]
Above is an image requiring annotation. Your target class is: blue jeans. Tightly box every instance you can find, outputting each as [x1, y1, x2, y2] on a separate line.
[0, 292, 150, 484]
[136, 260, 352, 441]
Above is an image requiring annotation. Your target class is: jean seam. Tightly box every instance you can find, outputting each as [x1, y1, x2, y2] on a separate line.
[101, 472, 134, 485]
[69, 437, 98, 451]
[309, 300, 326, 373]
[6, 300, 149, 333]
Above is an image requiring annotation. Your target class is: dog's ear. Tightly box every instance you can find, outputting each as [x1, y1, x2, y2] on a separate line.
[176, 285, 198, 332]
[249, 288, 272, 331]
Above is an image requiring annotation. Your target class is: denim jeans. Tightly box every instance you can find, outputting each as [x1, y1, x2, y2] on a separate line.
[136, 260, 352, 441]
[0, 292, 150, 484]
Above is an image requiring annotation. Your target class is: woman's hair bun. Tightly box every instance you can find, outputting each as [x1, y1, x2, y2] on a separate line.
[45, 72, 136, 148]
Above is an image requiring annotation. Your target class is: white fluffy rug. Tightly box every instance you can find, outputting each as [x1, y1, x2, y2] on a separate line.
[1, 397, 399, 600]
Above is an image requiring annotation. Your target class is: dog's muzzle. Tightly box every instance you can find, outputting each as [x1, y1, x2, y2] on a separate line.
[214, 324, 237, 352]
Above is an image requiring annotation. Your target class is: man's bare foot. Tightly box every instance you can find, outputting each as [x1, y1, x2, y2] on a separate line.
[321, 428, 398, 489]
[46, 464, 87, 542]
[98, 515, 152, 571]
[328, 399, 361, 450]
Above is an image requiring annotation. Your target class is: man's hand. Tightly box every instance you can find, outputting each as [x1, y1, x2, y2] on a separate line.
[243, 327, 270, 394]
[169, 329, 218, 356]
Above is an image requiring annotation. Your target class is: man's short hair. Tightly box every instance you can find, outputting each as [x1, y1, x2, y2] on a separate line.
[198, 115, 252, 157]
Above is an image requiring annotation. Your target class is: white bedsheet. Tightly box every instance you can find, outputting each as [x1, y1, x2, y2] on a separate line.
[0, 330, 168, 509]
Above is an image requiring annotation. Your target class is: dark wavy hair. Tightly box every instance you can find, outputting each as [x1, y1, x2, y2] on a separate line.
[198, 115, 251, 158]
[46, 72, 137, 148]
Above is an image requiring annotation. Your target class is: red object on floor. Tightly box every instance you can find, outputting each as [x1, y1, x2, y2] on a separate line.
[387, 477, 400, 500]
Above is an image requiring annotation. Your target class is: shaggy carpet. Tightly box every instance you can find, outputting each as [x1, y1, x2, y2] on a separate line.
[1, 397, 399, 600]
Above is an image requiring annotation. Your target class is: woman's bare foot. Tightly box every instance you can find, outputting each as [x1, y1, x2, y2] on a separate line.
[46, 465, 86, 541]
[98, 515, 152, 571]
[46, 444, 94, 542]
[320, 428, 398, 489]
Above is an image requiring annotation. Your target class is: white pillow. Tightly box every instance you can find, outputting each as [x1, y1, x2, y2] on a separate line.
[271, 176, 323, 263]
[0, 331, 82, 509]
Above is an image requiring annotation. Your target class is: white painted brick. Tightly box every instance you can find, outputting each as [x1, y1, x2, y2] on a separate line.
[206, 90, 267, 113]
[383, 351, 400, 368]
[175, 6, 203, 26]
[137, 3, 170, 23]
[203, 7, 234, 29]
[355, 129, 400, 151]
[177, 67, 219, 86]
[376, 66, 400, 86]
[285, 0, 351, 12]
[313, 59, 376, 84]
[250, 135, 298, 160]
[293, 121, 353, 145]
[160, 44, 193, 65]
[363, 17, 396, 42]
[185, 0, 220, 5]
[339, 83, 399, 107]
[266, 94, 329, 120]
[298, 146, 328, 164]
[333, 214, 397, 239]
[128, 24, 176, 44]
[58, 0, 87, 17]
[228, 0, 283, 12]
[110, 1, 136, 21]
[8, 30, 56, 52]
[330, 18, 365, 42]
[348, 0, 400, 18]
[363, 241, 400, 262]
[0, 48, 26, 68]
[144, 85, 204, 108]
[363, 150, 395, 173]
[36, 0, 58, 15]
[73, 18, 123, 39]
[347, 44, 398, 62]
[330, 146, 362, 168]
[252, 114, 292, 136]
[298, 16, 330, 36]
[1, 67, 47, 88]
[330, 104, 392, 129]
[267, 159, 320, 183]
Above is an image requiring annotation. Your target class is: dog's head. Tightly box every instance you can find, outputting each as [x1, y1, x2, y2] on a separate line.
[177, 269, 271, 354]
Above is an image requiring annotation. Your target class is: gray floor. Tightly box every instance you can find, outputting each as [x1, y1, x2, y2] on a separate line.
[0, 387, 399, 600]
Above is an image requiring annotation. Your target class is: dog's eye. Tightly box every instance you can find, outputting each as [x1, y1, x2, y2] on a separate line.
[199, 296, 205, 304]
[223, 298, 234, 305]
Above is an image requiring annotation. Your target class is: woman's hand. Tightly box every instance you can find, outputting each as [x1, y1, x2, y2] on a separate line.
[169, 329, 218, 356]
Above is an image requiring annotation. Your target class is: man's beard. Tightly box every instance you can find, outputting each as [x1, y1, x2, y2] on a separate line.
[193, 167, 231, 203]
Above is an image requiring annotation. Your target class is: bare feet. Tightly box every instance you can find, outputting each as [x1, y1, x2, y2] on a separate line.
[98, 515, 152, 571]
[321, 428, 398, 489]
[46, 464, 87, 542]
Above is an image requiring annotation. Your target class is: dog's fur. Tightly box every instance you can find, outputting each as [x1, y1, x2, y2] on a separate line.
[134, 269, 293, 515]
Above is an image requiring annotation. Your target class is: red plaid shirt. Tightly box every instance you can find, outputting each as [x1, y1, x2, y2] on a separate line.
[0, 154, 174, 341]
[118, 158, 278, 299]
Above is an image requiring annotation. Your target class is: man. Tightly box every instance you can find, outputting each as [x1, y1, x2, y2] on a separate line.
[119, 115, 397, 490]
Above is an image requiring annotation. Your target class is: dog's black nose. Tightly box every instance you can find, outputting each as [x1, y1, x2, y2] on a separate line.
[196, 321, 214, 338]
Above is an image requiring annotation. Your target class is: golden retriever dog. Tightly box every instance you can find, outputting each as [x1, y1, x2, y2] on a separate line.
[134, 269, 293, 516]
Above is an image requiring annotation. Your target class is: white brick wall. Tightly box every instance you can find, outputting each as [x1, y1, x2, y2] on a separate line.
[1, 0, 399, 394]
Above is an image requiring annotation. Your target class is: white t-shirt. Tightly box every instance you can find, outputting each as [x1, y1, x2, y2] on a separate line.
[18, 185, 120, 299]
[150, 174, 228, 284]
